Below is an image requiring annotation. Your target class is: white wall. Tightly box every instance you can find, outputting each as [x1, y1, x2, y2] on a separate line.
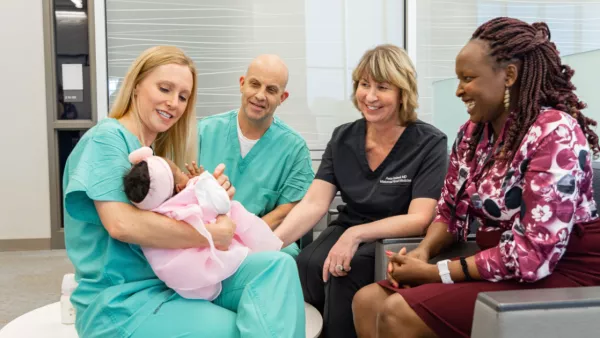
[105, 0, 405, 150]
[413, 0, 600, 129]
[0, 0, 51, 239]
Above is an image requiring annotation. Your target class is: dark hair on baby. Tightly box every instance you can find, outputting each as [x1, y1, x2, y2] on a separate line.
[124, 161, 151, 203]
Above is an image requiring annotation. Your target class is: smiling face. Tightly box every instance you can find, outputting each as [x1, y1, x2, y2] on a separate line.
[238, 55, 289, 125]
[351, 44, 419, 126]
[455, 39, 517, 125]
[134, 63, 194, 141]
[355, 74, 401, 125]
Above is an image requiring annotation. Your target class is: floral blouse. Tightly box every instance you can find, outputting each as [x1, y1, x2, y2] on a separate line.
[434, 108, 597, 283]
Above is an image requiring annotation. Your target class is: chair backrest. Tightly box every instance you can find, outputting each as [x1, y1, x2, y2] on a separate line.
[592, 162, 600, 206]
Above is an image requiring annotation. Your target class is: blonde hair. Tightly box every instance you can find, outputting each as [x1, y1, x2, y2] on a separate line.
[351, 44, 419, 125]
[109, 45, 198, 168]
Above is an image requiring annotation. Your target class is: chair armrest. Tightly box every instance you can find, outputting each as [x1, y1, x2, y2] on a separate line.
[379, 233, 476, 245]
[375, 236, 424, 281]
[471, 286, 600, 338]
[326, 207, 340, 223]
[374, 234, 478, 281]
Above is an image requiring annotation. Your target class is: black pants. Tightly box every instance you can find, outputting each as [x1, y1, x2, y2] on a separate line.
[297, 224, 375, 338]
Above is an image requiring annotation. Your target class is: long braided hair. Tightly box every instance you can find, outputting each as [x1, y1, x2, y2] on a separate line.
[467, 17, 599, 161]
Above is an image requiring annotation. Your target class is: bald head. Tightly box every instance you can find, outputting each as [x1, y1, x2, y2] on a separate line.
[238, 54, 290, 127]
[246, 54, 289, 89]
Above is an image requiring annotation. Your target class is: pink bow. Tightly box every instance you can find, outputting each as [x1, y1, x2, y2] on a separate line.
[129, 146, 154, 164]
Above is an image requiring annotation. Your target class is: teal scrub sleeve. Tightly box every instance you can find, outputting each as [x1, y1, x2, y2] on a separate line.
[277, 144, 314, 205]
[64, 130, 133, 226]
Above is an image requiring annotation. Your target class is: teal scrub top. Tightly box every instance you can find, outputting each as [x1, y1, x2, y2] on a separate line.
[63, 118, 173, 338]
[198, 110, 314, 216]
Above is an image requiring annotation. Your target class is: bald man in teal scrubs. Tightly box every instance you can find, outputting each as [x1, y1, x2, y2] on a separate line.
[198, 55, 314, 257]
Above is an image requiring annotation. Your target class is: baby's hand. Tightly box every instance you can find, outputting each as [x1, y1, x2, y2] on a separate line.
[185, 161, 204, 178]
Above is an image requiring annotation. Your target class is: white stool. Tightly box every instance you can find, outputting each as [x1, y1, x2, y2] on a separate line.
[305, 302, 323, 338]
[0, 303, 77, 338]
[0, 302, 322, 338]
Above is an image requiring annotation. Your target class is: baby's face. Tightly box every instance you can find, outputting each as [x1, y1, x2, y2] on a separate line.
[166, 159, 190, 192]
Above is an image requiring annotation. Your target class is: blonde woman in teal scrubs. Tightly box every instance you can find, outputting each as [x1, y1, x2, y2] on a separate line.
[62, 46, 305, 338]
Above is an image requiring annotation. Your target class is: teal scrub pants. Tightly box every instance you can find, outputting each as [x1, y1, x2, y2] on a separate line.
[281, 242, 301, 258]
[131, 251, 306, 338]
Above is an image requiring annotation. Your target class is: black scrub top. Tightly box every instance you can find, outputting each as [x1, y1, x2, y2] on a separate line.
[316, 118, 448, 227]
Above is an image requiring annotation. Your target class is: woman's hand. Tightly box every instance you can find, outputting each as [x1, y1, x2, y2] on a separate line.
[388, 252, 440, 287]
[185, 161, 204, 178]
[406, 246, 430, 263]
[212, 163, 236, 199]
[385, 247, 406, 288]
[322, 227, 362, 282]
[386, 246, 430, 288]
[206, 215, 236, 250]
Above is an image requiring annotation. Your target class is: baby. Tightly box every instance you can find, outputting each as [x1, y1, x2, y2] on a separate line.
[123, 147, 282, 300]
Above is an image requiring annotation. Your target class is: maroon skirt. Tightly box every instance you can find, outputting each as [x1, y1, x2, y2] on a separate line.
[377, 220, 600, 338]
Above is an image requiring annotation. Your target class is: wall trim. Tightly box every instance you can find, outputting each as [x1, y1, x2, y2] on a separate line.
[94, 0, 108, 120]
[406, 0, 417, 65]
[0, 239, 52, 252]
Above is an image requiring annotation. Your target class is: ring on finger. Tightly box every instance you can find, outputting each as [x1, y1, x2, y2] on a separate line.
[336, 264, 345, 272]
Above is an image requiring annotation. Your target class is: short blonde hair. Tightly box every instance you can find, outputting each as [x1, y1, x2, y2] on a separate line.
[109, 46, 198, 168]
[351, 44, 419, 125]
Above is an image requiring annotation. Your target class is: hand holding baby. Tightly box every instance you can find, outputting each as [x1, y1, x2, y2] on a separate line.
[206, 215, 237, 251]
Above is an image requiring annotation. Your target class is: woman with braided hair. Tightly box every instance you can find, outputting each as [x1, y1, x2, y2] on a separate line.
[352, 17, 600, 338]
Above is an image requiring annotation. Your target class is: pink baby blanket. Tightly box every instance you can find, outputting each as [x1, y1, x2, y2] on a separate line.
[142, 172, 283, 300]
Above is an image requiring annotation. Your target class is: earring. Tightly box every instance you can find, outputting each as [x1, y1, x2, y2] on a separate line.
[504, 87, 510, 113]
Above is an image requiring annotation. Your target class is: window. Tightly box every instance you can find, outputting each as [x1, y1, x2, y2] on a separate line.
[105, 0, 406, 150]
[411, 0, 600, 148]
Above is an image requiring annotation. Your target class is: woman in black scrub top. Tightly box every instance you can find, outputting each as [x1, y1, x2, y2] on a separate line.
[274, 44, 448, 338]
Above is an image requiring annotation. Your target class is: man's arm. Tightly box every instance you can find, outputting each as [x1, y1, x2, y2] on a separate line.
[262, 201, 298, 230]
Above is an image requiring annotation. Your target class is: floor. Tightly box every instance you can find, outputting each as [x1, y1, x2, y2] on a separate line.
[0, 250, 74, 329]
